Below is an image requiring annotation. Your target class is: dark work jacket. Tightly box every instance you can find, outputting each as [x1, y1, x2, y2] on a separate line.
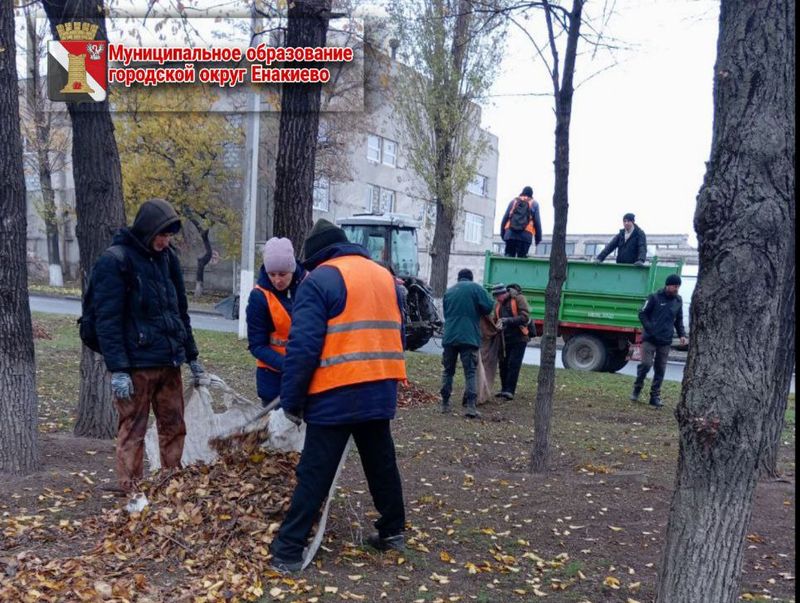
[495, 288, 530, 345]
[93, 229, 198, 372]
[279, 242, 406, 426]
[598, 225, 647, 264]
[442, 279, 495, 348]
[246, 263, 306, 403]
[639, 288, 686, 346]
[499, 197, 543, 246]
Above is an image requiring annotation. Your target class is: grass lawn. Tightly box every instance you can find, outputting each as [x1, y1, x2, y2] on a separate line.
[6, 314, 795, 603]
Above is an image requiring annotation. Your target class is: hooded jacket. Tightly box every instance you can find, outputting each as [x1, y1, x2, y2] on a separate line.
[92, 200, 198, 372]
[246, 263, 306, 403]
[278, 242, 406, 425]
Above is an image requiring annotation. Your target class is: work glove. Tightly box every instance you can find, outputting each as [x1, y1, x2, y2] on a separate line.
[634, 260, 645, 266]
[110, 372, 134, 400]
[499, 317, 513, 329]
[283, 408, 303, 427]
[189, 360, 209, 387]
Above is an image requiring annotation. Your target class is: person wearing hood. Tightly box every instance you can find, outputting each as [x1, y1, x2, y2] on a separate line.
[245, 237, 306, 405]
[90, 198, 205, 493]
[269, 219, 407, 573]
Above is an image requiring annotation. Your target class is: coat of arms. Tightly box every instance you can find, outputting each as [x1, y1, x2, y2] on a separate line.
[48, 22, 107, 102]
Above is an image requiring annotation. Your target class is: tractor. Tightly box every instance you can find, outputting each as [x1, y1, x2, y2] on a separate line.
[337, 213, 442, 351]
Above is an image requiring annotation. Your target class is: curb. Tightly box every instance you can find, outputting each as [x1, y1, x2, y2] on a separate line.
[30, 293, 225, 318]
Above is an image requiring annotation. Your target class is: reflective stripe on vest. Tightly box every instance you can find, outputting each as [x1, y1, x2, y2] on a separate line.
[308, 255, 407, 395]
[255, 285, 291, 372]
[494, 296, 529, 337]
[503, 197, 536, 236]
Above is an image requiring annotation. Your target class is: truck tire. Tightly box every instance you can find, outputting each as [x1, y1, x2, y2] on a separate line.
[562, 334, 607, 372]
[603, 349, 629, 373]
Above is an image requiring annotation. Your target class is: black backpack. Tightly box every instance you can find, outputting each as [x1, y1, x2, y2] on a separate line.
[77, 245, 129, 354]
[508, 197, 531, 231]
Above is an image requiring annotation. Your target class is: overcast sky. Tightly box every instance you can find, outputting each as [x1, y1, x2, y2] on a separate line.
[23, 0, 719, 244]
[483, 0, 719, 245]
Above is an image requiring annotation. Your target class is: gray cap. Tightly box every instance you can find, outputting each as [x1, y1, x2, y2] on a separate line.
[491, 283, 507, 296]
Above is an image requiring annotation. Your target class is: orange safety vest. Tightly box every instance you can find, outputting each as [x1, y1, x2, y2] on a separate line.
[308, 256, 407, 395]
[503, 197, 536, 236]
[494, 296, 529, 337]
[254, 285, 292, 372]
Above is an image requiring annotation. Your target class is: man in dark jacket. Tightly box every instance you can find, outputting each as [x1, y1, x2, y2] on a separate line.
[440, 268, 495, 417]
[91, 198, 204, 492]
[269, 219, 407, 573]
[499, 186, 543, 258]
[492, 283, 530, 401]
[596, 212, 647, 265]
[631, 274, 687, 408]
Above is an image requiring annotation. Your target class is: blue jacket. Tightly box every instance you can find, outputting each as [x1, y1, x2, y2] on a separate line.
[246, 263, 306, 403]
[279, 242, 405, 426]
[639, 288, 686, 346]
[93, 228, 198, 372]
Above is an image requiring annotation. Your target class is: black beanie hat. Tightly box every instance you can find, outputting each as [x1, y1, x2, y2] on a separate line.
[665, 274, 682, 286]
[457, 268, 473, 281]
[303, 218, 348, 260]
[521, 186, 533, 197]
[623, 212, 636, 222]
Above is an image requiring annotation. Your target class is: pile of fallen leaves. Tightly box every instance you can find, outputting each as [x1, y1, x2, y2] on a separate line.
[398, 381, 439, 408]
[0, 430, 300, 602]
[31, 320, 52, 340]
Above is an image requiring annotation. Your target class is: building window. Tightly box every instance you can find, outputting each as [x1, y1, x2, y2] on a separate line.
[382, 139, 397, 167]
[380, 188, 396, 213]
[585, 243, 604, 257]
[313, 177, 330, 212]
[536, 243, 552, 256]
[366, 133, 398, 167]
[467, 174, 488, 196]
[464, 212, 483, 244]
[367, 134, 381, 162]
[565, 242, 575, 256]
[365, 184, 395, 213]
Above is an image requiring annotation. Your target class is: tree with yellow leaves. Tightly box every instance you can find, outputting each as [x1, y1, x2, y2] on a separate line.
[114, 86, 244, 296]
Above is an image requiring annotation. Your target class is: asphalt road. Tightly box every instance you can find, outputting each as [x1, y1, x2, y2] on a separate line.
[30, 296, 794, 393]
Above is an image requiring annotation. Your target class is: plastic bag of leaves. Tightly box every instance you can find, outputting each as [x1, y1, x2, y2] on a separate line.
[144, 374, 305, 471]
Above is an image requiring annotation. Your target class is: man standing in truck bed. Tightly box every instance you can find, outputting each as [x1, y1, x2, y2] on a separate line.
[595, 212, 647, 265]
[500, 186, 543, 258]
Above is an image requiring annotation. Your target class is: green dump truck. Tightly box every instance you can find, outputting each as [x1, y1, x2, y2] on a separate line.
[483, 252, 684, 372]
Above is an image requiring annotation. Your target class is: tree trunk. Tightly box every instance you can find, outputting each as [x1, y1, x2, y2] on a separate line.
[0, 1, 39, 474]
[195, 228, 213, 297]
[25, 9, 63, 287]
[529, 0, 583, 473]
[427, 0, 471, 297]
[656, 2, 794, 601]
[428, 200, 455, 296]
[272, 0, 331, 254]
[43, 0, 126, 440]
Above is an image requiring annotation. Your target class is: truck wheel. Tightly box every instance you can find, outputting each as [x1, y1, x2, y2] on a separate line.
[562, 334, 607, 371]
[603, 350, 629, 373]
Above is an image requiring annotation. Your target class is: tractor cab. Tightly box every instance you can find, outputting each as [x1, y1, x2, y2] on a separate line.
[337, 213, 421, 279]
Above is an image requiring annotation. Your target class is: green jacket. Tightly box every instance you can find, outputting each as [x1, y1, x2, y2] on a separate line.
[442, 279, 494, 348]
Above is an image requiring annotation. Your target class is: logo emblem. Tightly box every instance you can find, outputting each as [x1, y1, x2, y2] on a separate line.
[48, 22, 107, 102]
